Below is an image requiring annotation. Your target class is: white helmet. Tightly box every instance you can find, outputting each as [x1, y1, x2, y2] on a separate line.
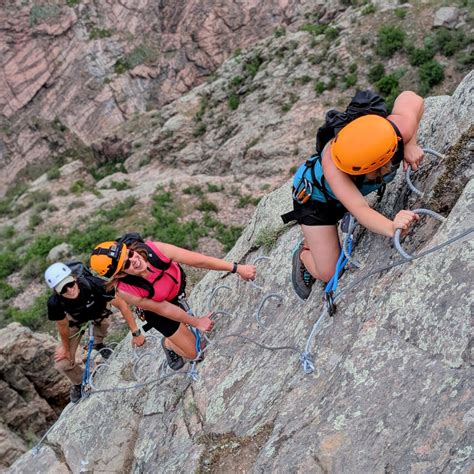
[45, 262, 72, 289]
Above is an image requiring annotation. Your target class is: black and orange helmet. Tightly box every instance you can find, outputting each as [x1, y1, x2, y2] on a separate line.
[90, 241, 127, 278]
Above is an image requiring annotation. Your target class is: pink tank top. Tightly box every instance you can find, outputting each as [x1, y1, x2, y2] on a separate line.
[117, 240, 182, 302]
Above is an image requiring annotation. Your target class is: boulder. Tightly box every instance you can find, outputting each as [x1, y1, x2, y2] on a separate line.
[433, 7, 460, 29]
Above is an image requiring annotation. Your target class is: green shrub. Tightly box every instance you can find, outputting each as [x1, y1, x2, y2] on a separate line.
[419, 60, 444, 94]
[457, 50, 474, 66]
[376, 74, 399, 95]
[47, 166, 61, 180]
[183, 185, 204, 196]
[28, 214, 43, 229]
[24, 234, 63, 261]
[114, 46, 155, 74]
[5, 292, 50, 331]
[274, 26, 286, 38]
[394, 8, 407, 19]
[433, 28, 468, 57]
[207, 183, 223, 193]
[110, 180, 131, 191]
[202, 214, 243, 252]
[243, 54, 263, 78]
[376, 26, 405, 57]
[407, 45, 435, 66]
[0, 226, 15, 240]
[228, 94, 240, 110]
[314, 80, 326, 94]
[343, 72, 358, 88]
[70, 180, 86, 194]
[196, 199, 218, 213]
[218, 225, 243, 252]
[362, 3, 376, 15]
[255, 225, 288, 251]
[368, 63, 385, 83]
[67, 223, 115, 254]
[300, 23, 327, 36]
[325, 28, 339, 41]
[91, 162, 127, 181]
[296, 75, 312, 85]
[0, 280, 18, 300]
[0, 252, 17, 279]
[98, 196, 136, 220]
[230, 76, 245, 87]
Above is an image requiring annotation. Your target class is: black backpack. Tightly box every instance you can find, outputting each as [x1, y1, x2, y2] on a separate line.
[66, 261, 94, 280]
[315, 90, 388, 154]
[115, 233, 178, 299]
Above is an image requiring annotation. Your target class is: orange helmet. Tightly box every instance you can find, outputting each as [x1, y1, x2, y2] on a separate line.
[330, 115, 399, 175]
[90, 241, 128, 278]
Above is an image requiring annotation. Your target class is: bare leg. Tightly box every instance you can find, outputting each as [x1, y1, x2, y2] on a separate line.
[165, 323, 198, 359]
[300, 224, 341, 283]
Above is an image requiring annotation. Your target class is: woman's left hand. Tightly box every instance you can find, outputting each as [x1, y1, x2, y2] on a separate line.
[403, 143, 424, 171]
[237, 264, 257, 281]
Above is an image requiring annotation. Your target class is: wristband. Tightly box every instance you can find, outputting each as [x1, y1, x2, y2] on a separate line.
[131, 328, 142, 337]
[231, 262, 238, 274]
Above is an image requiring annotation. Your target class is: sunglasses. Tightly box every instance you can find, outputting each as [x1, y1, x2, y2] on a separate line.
[60, 281, 76, 294]
[122, 249, 135, 271]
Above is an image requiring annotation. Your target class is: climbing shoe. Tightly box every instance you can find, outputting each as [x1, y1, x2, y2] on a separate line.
[291, 241, 315, 300]
[70, 384, 82, 404]
[94, 343, 113, 360]
[161, 338, 185, 371]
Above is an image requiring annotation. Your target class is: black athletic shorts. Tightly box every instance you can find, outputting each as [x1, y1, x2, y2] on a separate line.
[140, 267, 187, 338]
[292, 198, 347, 226]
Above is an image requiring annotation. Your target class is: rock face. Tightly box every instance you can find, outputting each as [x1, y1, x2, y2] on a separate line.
[0, 323, 69, 469]
[0, 0, 311, 191]
[9, 74, 474, 472]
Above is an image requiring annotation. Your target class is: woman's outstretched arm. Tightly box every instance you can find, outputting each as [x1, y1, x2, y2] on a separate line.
[155, 242, 257, 280]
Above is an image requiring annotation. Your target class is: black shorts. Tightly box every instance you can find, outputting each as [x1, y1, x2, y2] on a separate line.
[140, 267, 187, 338]
[293, 199, 347, 226]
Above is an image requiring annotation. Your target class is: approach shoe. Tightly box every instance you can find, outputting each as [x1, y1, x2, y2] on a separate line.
[70, 384, 82, 404]
[161, 338, 185, 371]
[291, 241, 315, 300]
[93, 343, 113, 360]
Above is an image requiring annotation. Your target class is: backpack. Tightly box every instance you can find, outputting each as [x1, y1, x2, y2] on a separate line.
[315, 90, 388, 154]
[115, 233, 178, 299]
[281, 91, 389, 224]
[66, 261, 94, 281]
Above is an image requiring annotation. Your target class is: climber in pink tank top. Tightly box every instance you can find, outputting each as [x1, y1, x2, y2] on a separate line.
[91, 236, 256, 370]
[117, 241, 182, 302]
